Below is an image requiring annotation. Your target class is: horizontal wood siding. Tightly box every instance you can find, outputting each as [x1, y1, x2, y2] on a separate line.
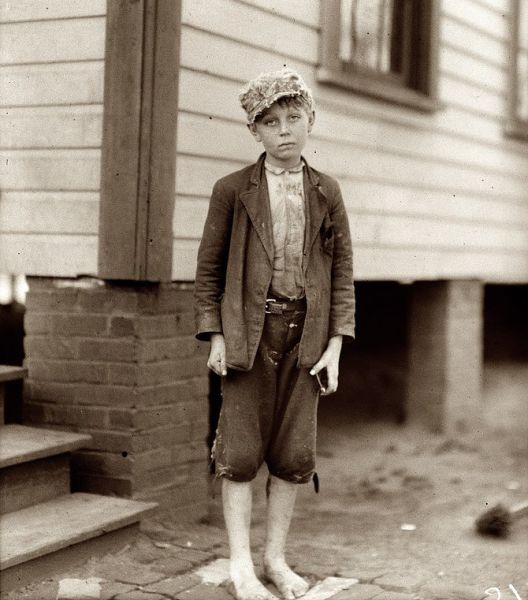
[0, 2, 105, 276]
[172, 0, 528, 283]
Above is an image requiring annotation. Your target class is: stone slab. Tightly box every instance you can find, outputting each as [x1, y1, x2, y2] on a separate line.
[331, 584, 385, 599]
[0, 493, 157, 569]
[301, 577, 359, 600]
[0, 424, 92, 468]
[0, 365, 26, 383]
[374, 572, 425, 592]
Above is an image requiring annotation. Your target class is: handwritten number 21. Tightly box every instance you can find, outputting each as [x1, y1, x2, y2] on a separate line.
[486, 586, 523, 600]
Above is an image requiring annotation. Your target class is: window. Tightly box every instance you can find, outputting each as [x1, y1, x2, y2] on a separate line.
[318, 0, 440, 111]
[507, 0, 528, 140]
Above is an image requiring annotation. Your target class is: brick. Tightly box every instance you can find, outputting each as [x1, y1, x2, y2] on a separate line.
[100, 582, 137, 600]
[25, 289, 78, 312]
[25, 336, 78, 359]
[109, 408, 136, 429]
[135, 464, 189, 490]
[137, 357, 207, 386]
[78, 338, 136, 362]
[136, 378, 208, 406]
[148, 556, 194, 576]
[137, 284, 195, 315]
[108, 363, 138, 386]
[134, 447, 173, 473]
[420, 583, 488, 600]
[26, 276, 60, 290]
[77, 288, 139, 313]
[143, 574, 201, 596]
[135, 315, 179, 338]
[175, 583, 233, 600]
[110, 316, 136, 337]
[24, 312, 52, 334]
[25, 380, 77, 403]
[52, 314, 108, 336]
[115, 591, 166, 600]
[75, 383, 137, 407]
[73, 471, 133, 496]
[28, 359, 108, 384]
[72, 450, 133, 476]
[374, 573, 425, 593]
[134, 404, 188, 429]
[138, 336, 206, 363]
[331, 585, 384, 600]
[132, 423, 190, 452]
[83, 429, 133, 453]
[370, 593, 414, 600]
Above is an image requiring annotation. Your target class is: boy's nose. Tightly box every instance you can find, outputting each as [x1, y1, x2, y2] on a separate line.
[278, 120, 291, 135]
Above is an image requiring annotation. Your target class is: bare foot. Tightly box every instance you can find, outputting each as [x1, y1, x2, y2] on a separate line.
[263, 558, 309, 599]
[229, 560, 279, 600]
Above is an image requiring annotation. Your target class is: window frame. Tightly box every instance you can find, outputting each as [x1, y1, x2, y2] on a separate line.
[506, 0, 528, 141]
[317, 0, 441, 112]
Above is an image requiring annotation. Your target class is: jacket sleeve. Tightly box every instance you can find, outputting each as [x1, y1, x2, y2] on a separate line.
[327, 178, 356, 341]
[193, 180, 233, 341]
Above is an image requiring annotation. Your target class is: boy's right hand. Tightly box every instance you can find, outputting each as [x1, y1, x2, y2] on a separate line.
[207, 333, 227, 376]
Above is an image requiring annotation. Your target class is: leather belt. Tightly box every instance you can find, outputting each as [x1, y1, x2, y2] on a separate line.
[265, 296, 306, 314]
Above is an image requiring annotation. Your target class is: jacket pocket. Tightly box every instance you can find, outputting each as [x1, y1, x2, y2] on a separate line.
[320, 214, 334, 255]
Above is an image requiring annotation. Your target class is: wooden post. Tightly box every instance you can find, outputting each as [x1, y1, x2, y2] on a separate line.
[98, 0, 181, 281]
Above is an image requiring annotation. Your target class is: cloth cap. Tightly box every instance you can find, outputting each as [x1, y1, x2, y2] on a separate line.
[239, 68, 314, 124]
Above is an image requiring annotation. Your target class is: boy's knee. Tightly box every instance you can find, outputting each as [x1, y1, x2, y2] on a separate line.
[215, 456, 260, 482]
[267, 453, 315, 484]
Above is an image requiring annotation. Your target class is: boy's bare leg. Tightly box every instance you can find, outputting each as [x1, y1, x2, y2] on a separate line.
[223, 478, 278, 600]
[263, 476, 310, 599]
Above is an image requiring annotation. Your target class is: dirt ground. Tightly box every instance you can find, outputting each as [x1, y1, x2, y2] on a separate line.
[5, 361, 527, 599]
[281, 360, 528, 594]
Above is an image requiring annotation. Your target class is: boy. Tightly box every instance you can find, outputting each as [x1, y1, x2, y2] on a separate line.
[194, 69, 355, 600]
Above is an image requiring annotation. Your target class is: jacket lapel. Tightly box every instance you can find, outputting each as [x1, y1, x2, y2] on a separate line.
[239, 158, 274, 265]
[304, 165, 327, 272]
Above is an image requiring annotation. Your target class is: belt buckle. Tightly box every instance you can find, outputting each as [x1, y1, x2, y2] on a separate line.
[265, 298, 282, 314]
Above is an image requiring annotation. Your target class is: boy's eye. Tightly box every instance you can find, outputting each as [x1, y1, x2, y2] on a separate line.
[289, 114, 301, 121]
[263, 118, 278, 126]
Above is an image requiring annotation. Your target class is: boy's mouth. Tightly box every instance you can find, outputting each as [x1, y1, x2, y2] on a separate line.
[279, 142, 295, 148]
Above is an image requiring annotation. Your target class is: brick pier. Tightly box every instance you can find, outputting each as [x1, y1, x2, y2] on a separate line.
[23, 277, 209, 515]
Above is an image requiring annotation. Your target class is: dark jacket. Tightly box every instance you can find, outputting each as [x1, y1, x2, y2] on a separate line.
[194, 153, 355, 371]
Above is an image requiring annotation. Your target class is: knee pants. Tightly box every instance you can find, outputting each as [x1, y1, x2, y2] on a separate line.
[213, 305, 320, 483]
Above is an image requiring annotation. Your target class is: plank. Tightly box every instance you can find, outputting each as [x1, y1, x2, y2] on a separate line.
[181, 0, 318, 64]
[0, 0, 106, 22]
[0, 149, 101, 191]
[0, 366, 26, 383]
[0, 191, 99, 234]
[442, 0, 509, 41]
[0, 493, 157, 569]
[0, 424, 91, 469]
[176, 113, 528, 199]
[440, 45, 507, 96]
[0, 18, 106, 64]
[0, 105, 103, 148]
[441, 14, 507, 67]
[171, 238, 528, 283]
[439, 74, 505, 119]
[239, 0, 319, 28]
[0, 62, 104, 107]
[0, 233, 98, 276]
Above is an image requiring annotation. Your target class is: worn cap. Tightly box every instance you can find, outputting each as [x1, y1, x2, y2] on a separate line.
[239, 68, 314, 124]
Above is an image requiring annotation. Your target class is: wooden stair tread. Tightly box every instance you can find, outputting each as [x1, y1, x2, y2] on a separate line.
[0, 493, 157, 569]
[0, 425, 92, 468]
[0, 366, 26, 383]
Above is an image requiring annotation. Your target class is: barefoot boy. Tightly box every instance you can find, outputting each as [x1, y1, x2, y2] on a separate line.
[194, 69, 355, 600]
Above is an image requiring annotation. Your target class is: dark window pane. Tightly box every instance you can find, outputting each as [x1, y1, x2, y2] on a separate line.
[340, 0, 404, 76]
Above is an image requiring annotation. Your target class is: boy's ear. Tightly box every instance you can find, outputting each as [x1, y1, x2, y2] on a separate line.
[247, 122, 262, 142]
[308, 110, 315, 133]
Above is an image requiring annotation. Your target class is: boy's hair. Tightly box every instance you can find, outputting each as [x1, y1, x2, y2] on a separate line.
[239, 68, 314, 124]
[253, 95, 313, 123]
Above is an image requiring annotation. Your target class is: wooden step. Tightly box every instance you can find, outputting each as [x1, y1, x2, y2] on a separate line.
[0, 365, 26, 424]
[0, 493, 158, 592]
[0, 425, 93, 514]
[0, 424, 91, 469]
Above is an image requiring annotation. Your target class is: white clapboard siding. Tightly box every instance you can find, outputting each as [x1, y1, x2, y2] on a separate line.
[1, 106, 103, 148]
[0, 0, 106, 21]
[0, 18, 105, 64]
[0, 3, 105, 276]
[173, 0, 528, 283]
[0, 62, 104, 106]
[0, 234, 98, 276]
[0, 192, 99, 234]
[177, 112, 528, 200]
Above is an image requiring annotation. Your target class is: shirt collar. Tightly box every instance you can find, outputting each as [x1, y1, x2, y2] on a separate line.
[264, 160, 304, 175]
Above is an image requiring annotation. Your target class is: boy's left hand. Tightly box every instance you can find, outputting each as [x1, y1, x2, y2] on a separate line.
[310, 335, 343, 396]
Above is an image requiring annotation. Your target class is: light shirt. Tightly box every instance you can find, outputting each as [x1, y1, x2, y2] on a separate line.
[264, 160, 306, 299]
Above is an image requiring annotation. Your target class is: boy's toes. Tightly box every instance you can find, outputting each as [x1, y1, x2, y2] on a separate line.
[263, 562, 309, 599]
[227, 577, 279, 600]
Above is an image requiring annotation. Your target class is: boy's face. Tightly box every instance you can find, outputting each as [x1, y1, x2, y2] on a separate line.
[249, 101, 314, 169]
